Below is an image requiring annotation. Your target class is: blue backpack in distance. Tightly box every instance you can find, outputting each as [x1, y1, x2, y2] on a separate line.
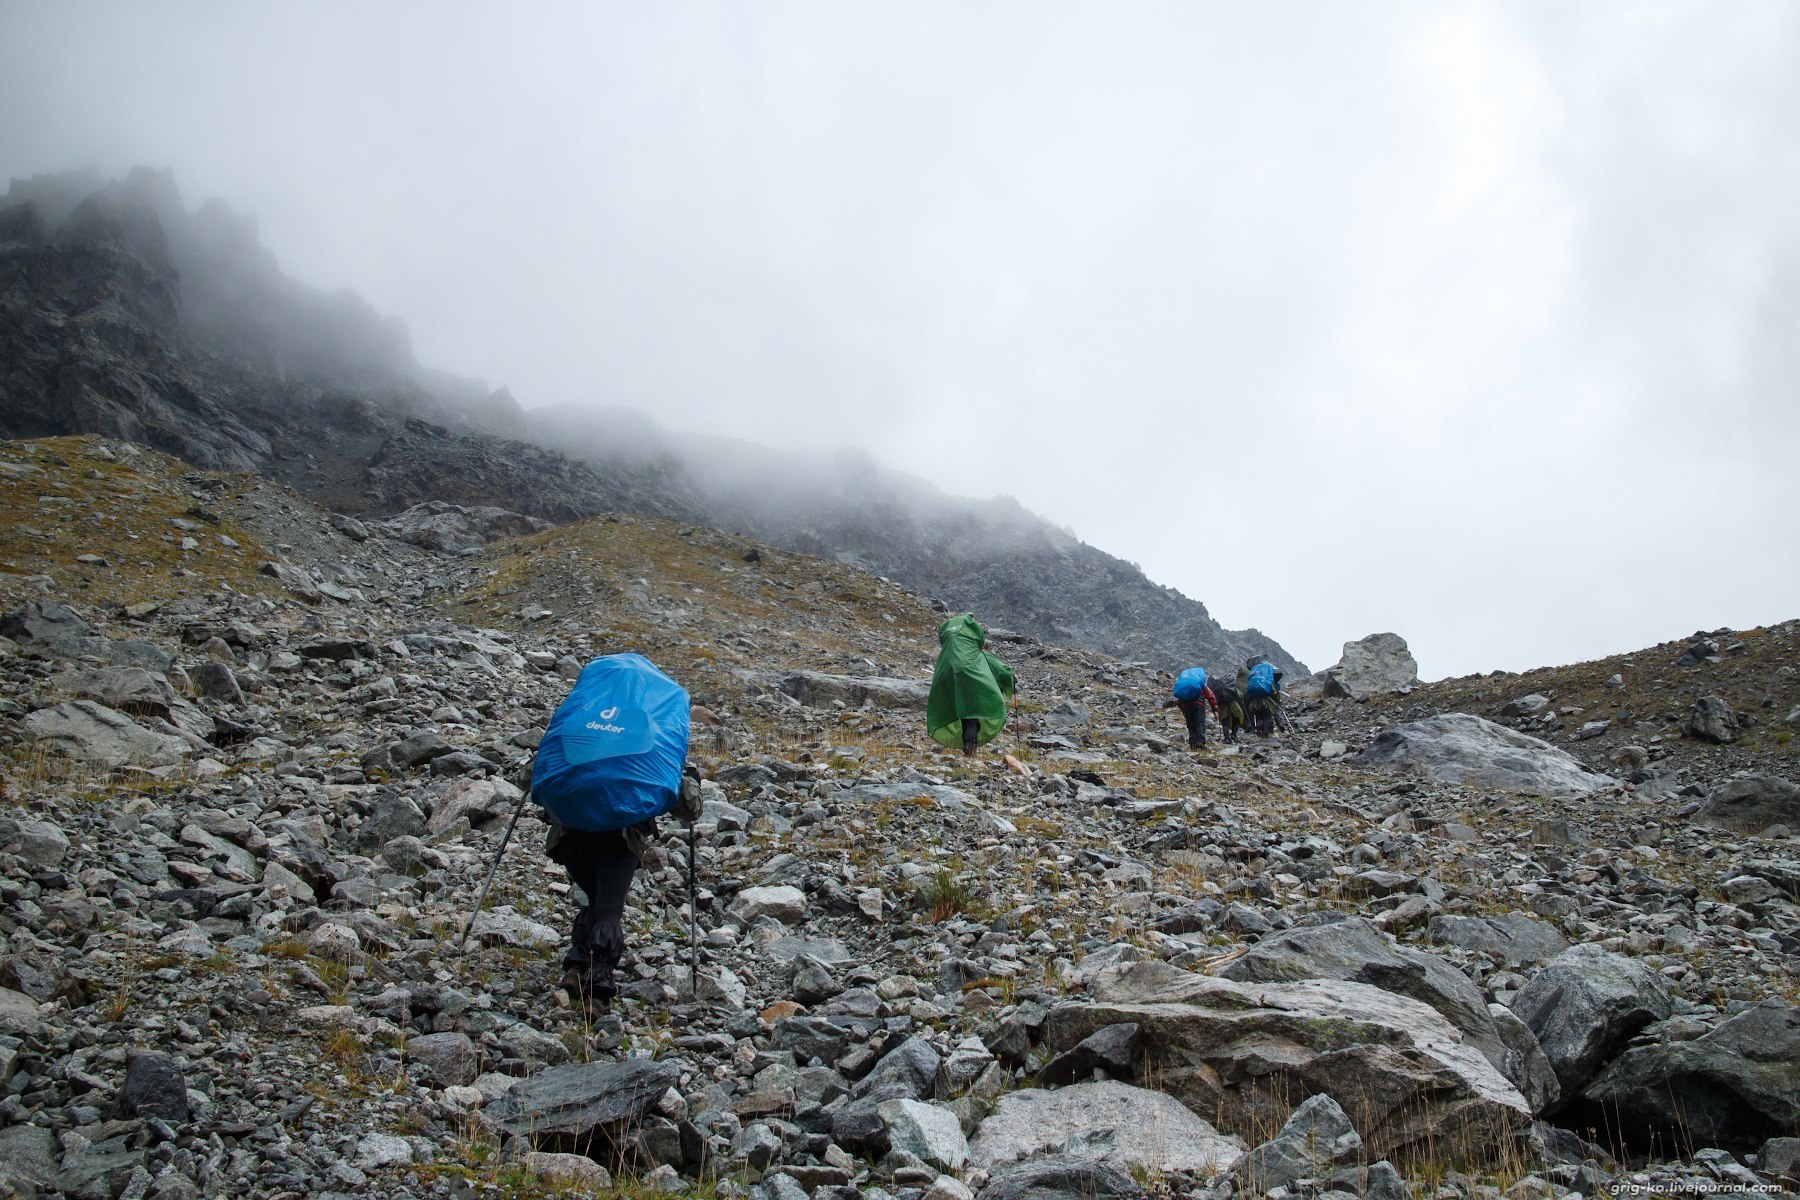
[531, 653, 690, 832]
[1246, 661, 1276, 698]
[1172, 667, 1209, 703]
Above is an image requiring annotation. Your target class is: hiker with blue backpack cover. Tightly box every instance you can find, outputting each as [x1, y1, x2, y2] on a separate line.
[1244, 657, 1283, 737]
[1162, 667, 1219, 749]
[509, 653, 703, 1011]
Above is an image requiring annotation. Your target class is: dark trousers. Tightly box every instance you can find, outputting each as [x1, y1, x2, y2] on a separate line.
[961, 717, 980, 753]
[545, 825, 642, 978]
[1179, 701, 1207, 748]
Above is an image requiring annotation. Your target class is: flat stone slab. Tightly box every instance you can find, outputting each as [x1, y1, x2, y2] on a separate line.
[1352, 713, 1615, 797]
[483, 1058, 680, 1141]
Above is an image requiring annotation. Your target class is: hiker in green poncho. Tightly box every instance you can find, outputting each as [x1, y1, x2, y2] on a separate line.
[927, 614, 1015, 755]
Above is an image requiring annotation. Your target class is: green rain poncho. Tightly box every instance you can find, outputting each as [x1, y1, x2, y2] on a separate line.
[926, 614, 1016, 748]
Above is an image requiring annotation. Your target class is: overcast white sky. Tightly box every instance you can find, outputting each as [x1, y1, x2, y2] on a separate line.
[4, 1, 1796, 679]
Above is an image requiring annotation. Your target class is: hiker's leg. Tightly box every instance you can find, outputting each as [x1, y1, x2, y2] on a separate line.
[549, 830, 600, 977]
[961, 717, 980, 756]
[1182, 704, 1204, 748]
[585, 830, 640, 997]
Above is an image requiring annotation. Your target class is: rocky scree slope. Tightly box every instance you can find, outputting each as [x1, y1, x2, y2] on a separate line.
[1, 442, 1796, 1200]
[2, 166, 1300, 677]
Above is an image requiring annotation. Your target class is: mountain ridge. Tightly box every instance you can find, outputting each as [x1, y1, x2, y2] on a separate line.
[0, 166, 1303, 675]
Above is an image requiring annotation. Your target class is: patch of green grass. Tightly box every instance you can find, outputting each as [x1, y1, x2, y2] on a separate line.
[918, 868, 981, 922]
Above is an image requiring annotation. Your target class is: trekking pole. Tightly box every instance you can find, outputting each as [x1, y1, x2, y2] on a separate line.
[685, 821, 700, 994]
[456, 787, 531, 953]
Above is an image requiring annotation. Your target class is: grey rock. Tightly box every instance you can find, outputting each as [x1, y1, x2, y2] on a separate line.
[1243, 1093, 1363, 1193]
[853, 1035, 941, 1102]
[54, 1135, 144, 1200]
[1694, 774, 1800, 835]
[1487, 1003, 1561, 1115]
[1037, 1021, 1140, 1086]
[22, 701, 191, 767]
[0, 600, 91, 645]
[189, 661, 243, 704]
[877, 1098, 969, 1172]
[1759, 1137, 1800, 1183]
[426, 777, 522, 834]
[355, 1132, 413, 1170]
[377, 501, 549, 554]
[1586, 1000, 1800, 1148]
[1043, 960, 1531, 1163]
[774, 671, 930, 711]
[968, 1078, 1243, 1176]
[1685, 696, 1740, 743]
[729, 885, 809, 926]
[1502, 694, 1552, 719]
[1220, 917, 1509, 1074]
[1351, 713, 1614, 797]
[1512, 943, 1673, 1102]
[330, 512, 370, 540]
[60, 666, 175, 716]
[482, 1058, 681, 1139]
[0, 986, 43, 1035]
[13, 819, 71, 869]
[408, 1032, 479, 1086]
[0, 1125, 57, 1188]
[771, 1016, 849, 1065]
[974, 1157, 1143, 1200]
[354, 792, 427, 852]
[117, 1050, 189, 1122]
[1308, 633, 1420, 701]
[1427, 914, 1568, 967]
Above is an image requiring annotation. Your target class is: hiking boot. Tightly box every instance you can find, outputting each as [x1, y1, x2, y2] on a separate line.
[561, 965, 618, 1013]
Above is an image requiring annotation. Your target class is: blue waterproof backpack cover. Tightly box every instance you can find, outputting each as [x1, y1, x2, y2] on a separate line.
[1246, 662, 1276, 698]
[532, 654, 690, 832]
[1173, 667, 1209, 703]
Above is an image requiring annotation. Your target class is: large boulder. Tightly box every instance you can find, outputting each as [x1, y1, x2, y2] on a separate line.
[1427, 913, 1569, 968]
[1042, 960, 1531, 1164]
[58, 666, 176, 717]
[1693, 774, 1800, 835]
[968, 1079, 1244, 1176]
[1351, 713, 1615, 798]
[1307, 633, 1420, 701]
[0, 600, 92, 647]
[1685, 696, 1740, 744]
[21, 700, 191, 768]
[1219, 917, 1510, 1077]
[1511, 944, 1672, 1103]
[772, 670, 930, 712]
[376, 500, 550, 554]
[1585, 1000, 1800, 1150]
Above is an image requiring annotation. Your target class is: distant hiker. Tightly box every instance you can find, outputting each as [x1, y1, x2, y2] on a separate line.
[1244, 658, 1280, 737]
[927, 614, 1015, 755]
[1212, 677, 1246, 743]
[1162, 666, 1218, 749]
[521, 653, 702, 1011]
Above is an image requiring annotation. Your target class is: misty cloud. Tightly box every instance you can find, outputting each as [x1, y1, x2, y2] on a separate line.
[3, 1, 1795, 678]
